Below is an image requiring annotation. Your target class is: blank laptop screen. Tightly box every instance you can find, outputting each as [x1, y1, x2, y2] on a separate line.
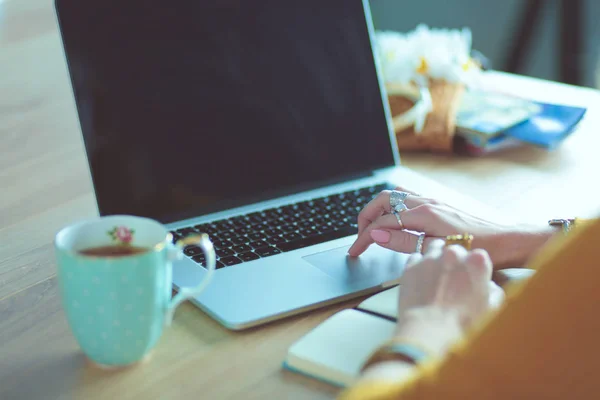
[56, 0, 397, 223]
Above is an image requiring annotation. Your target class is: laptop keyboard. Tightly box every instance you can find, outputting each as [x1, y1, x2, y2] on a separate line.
[170, 183, 390, 269]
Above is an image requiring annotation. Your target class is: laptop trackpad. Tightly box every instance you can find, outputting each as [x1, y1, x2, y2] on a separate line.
[303, 245, 409, 286]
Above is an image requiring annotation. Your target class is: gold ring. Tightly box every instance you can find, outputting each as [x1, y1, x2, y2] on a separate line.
[444, 233, 473, 250]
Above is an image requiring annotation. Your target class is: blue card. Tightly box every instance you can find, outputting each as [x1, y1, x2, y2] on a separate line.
[503, 102, 586, 149]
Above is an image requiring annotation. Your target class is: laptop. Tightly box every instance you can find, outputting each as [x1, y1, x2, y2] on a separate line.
[55, 0, 413, 329]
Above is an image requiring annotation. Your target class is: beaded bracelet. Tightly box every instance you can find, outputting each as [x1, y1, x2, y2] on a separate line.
[360, 338, 433, 372]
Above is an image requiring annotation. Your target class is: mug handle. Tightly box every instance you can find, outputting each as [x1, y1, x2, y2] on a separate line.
[164, 233, 216, 326]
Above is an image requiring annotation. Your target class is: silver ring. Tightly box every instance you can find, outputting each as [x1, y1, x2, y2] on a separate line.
[392, 211, 403, 228]
[415, 232, 426, 254]
[389, 190, 409, 213]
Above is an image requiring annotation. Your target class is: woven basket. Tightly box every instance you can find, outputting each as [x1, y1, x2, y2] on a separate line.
[387, 79, 465, 153]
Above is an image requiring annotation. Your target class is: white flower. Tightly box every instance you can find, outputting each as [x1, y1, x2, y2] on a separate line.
[375, 24, 480, 87]
[375, 31, 418, 85]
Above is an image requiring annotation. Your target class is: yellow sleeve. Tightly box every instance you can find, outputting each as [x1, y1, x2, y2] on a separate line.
[339, 218, 600, 400]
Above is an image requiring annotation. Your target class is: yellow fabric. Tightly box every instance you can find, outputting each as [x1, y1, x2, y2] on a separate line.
[339, 218, 600, 400]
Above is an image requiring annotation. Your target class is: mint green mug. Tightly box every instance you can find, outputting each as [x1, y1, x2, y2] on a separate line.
[54, 215, 215, 368]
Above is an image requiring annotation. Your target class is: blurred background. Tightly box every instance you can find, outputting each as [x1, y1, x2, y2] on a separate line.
[370, 0, 600, 88]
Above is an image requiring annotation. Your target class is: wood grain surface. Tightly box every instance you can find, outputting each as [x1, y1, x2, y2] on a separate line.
[2, 0, 600, 399]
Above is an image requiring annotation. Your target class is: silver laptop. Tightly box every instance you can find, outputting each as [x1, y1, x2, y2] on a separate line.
[55, 0, 412, 329]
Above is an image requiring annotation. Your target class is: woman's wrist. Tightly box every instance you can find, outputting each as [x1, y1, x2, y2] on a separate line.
[359, 306, 463, 382]
[482, 224, 559, 269]
[359, 360, 416, 383]
[395, 306, 464, 358]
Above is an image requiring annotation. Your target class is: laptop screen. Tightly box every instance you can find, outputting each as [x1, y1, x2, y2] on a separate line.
[56, 0, 397, 223]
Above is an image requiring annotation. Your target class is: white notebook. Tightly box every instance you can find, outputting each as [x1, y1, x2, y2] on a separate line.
[283, 287, 399, 387]
[357, 286, 399, 319]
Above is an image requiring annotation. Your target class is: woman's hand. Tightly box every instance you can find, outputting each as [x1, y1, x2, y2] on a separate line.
[357, 242, 504, 384]
[398, 240, 503, 329]
[348, 187, 557, 269]
[392, 240, 504, 357]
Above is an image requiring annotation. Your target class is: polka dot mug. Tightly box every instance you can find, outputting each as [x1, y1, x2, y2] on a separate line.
[54, 215, 216, 368]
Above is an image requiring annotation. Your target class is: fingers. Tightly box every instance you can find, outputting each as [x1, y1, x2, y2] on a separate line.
[371, 230, 424, 255]
[392, 186, 444, 210]
[356, 190, 400, 235]
[487, 281, 505, 309]
[350, 213, 402, 256]
[393, 186, 421, 196]
[349, 211, 431, 256]
[356, 190, 431, 235]
[465, 249, 493, 281]
[393, 187, 442, 209]
[424, 238, 445, 258]
[405, 252, 423, 268]
[440, 244, 469, 265]
[366, 228, 441, 257]
[350, 205, 436, 256]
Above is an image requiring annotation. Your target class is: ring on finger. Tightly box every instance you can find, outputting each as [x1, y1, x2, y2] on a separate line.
[415, 232, 426, 254]
[392, 210, 403, 228]
[394, 187, 422, 198]
[444, 233, 474, 250]
[389, 190, 410, 213]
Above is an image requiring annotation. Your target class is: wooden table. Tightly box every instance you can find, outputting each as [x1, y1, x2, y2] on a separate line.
[2, 0, 600, 398]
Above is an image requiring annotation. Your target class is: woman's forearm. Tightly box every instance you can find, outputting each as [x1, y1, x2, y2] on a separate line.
[483, 224, 558, 269]
[343, 219, 600, 400]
